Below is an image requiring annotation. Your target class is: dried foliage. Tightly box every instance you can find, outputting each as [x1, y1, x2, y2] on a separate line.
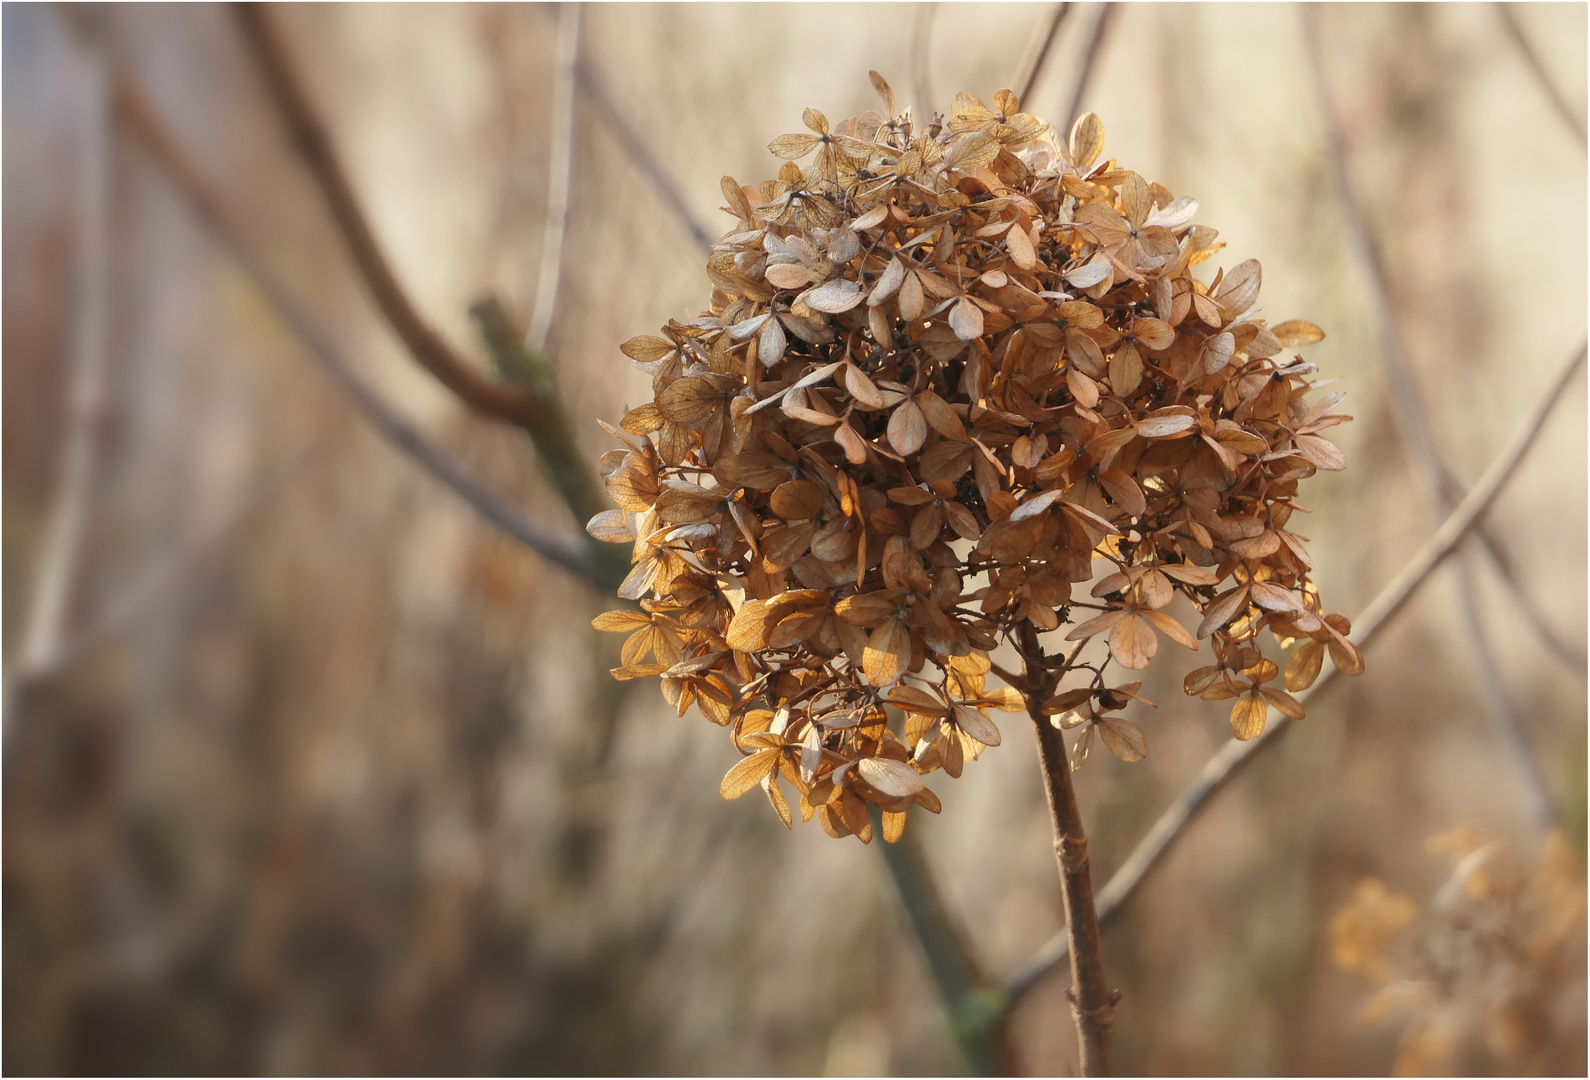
[1331, 827, 1588, 1075]
[588, 75, 1363, 842]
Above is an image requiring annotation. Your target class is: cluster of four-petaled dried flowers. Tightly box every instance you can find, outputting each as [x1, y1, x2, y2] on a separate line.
[586, 73, 1362, 843]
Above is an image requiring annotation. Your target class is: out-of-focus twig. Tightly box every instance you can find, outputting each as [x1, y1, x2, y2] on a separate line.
[1012, 3, 1071, 108]
[471, 297, 629, 589]
[17, 45, 111, 694]
[1003, 341, 1586, 1003]
[62, 15, 595, 580]
[1460, 500, 1588, 677]
[526, 2, 581, 353]
[565, 49, 714, 252]
[1064, 3, 1118, 130]
[911, 4, 936, 124]
[1303, 7, 1553, 828]
[230, 4, 625, 586]
[1496, 3, 1587, 145]
[230, 4, 542, 427]
[871, 806, 1017, 1077]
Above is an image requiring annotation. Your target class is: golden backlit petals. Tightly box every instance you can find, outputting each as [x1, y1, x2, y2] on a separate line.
[768, 133, 821, 159]
[1108, 612, 1159, 669]
[863, 617, 912, 686]
[1260, 686, 1306, 721]
[721, 749, 780, 799]
[953, 704, 1002, 747]
[1272, 319, 1326, 347]
[1229, 693, 1268, 741]
[1097, 716, 1148, 762]
[1197, 584, 1251, 638]
[1285, 639, 1326, 691]
[1068, 112, 1105, 171]
[591, 610, 651, 633]
[1141, 609, 1197, 650]
[586, 509, 638, 544]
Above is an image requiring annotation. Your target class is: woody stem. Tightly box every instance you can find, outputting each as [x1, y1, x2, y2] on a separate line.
[1018, 625, 1114, 1077]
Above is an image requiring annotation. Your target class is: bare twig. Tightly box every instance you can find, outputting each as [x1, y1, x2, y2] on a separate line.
[66, 19, 595, 581]
[526, 3, 581, 352]
[1065, 3, 1118, 130]
[18, 45, 111, 687]
[567, 52, 714, 252]
[1303, 8, 1553, 827]
[1461, 503, 1589, 676]
[1012, 3, 1072, 108]
[1003, 341, 1586, 1003]
[230, 4, 541, 426]
[911, 4, 936, 124]
[1496, 3, 1587, 145]
[1020, 626, 1113, 1075]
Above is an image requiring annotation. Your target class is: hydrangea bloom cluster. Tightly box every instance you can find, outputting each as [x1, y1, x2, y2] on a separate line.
[588, 74, 1360, 843]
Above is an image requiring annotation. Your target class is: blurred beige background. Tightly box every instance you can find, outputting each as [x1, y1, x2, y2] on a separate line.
[4, 3, 1585, 1075]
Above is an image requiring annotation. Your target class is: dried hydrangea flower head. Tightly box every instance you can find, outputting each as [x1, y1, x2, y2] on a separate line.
[588, 73, 1362, 843]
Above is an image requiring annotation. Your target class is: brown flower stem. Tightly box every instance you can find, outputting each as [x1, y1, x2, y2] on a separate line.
[1019, 626, 1114, 1076]
[1001, 342, 1586, 1005]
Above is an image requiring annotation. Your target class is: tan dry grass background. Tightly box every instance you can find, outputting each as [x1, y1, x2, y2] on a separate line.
[4, 3, 1585, 1075]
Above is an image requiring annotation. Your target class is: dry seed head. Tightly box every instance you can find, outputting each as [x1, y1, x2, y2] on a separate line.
[589, 74, 1361, 842]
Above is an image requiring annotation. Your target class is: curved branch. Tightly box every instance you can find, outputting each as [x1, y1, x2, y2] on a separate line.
[230, 3, 539, 424]
[69, 17, 596, 581]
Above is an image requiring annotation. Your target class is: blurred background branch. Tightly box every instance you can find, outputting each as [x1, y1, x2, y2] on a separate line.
[66, 11, 594, 579]
[1497, 2, 1588, 145]
[1303, 6, 1553, 827]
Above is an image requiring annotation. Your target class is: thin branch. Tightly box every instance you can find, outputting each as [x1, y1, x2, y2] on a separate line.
[1012, 3, 1072, 108]
[18, 44, 112, 684]
[568, 51, 714, 252]
[1461, 503, 1588, 677]
[1002, 341, 1586, 1003]
[1496, 3, 1587, 146]
[1065, 3, 1118, 131]
[65, 18, 596, 582]
[526, 2, 580, 352]
[229, 3, 621, 582]
[870, 806, 1017, 1077]
[911, 3, 937, 124]
[1020, 625, 1113, 1076]
[230, 3, 539, 426]
[1303, 7, 1553, 827]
